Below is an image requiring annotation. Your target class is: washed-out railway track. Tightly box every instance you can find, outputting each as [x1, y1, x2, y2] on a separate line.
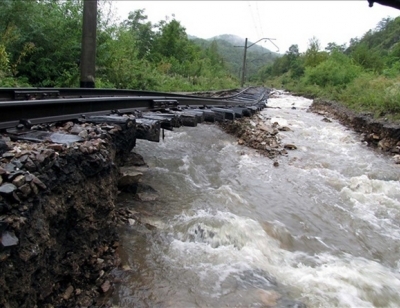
[0, 87, 269, 308]
[0, 87, 269, 143]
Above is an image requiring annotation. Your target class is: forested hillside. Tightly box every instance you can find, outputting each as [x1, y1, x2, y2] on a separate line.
[0, 0, 241, 91]
[191, 34, 280, 81]
[254, 16, 400, 119]
[2, 0, 400, 119]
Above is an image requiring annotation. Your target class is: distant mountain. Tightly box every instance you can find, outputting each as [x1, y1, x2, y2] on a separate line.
[187, 34, 199, 40]
[189, 34, 281, 80]
[211, 34, 245, 46]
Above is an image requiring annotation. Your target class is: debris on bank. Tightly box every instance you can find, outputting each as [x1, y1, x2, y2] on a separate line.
[310, 98, 400, 163]
[218, 113, 294, 160]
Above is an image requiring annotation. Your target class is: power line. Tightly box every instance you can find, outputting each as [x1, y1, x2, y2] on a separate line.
[255, 2, 265, 38]
[247, 1, 261, 38]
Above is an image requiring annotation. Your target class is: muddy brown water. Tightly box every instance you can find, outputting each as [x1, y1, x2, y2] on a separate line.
[111, 93, 400, 307]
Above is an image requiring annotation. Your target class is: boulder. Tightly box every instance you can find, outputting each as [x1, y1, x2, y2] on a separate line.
[118, 166, 148, 189]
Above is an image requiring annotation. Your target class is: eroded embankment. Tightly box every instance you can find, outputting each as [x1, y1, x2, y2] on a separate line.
[219, 94, 400, 164]
[309, 98, 400, 158]
[0, 120, 139, 307]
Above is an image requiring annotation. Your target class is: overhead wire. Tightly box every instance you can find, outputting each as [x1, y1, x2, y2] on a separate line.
[247, 1, 262, 38]
[255, 2, 265, 38]
[252, 2, 275, 51]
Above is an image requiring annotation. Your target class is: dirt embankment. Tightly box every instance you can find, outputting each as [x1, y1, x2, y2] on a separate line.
[219, 94, 400, 164]
[309, 98, 400, 159]
[0, 119, 141, 308]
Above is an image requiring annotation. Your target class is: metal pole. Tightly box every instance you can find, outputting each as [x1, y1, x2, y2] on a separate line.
[240, 38, 248, 88]
[235, 37, 279, 88]
[80, 0, 97, 88]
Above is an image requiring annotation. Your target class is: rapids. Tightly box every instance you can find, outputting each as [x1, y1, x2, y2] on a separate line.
[112, 93, 400, 308]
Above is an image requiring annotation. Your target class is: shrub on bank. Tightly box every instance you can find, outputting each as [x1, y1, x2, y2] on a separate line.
[304, 52, 362, 88]
[339, 74, 400, 117]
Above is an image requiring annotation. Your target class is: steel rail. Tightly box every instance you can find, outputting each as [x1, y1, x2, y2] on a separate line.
[0, 87, 253, 102]
[0, 95, 257, 130]
[0, 87, 270, 130]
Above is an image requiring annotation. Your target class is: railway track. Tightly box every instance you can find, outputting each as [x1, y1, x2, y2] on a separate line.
[0, 87, 270, 143]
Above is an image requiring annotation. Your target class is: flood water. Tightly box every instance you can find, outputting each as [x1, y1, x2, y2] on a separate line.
[111, 93, 400, 307]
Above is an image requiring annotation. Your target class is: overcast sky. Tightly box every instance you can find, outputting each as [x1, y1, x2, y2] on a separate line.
[112, 1, 399, 53]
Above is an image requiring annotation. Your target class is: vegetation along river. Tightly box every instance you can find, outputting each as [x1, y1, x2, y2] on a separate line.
[111, 93, 400, 307]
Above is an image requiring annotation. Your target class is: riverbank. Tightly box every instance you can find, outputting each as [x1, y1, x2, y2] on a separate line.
[309, 97, 400, 163]
[219, 90, 400, 164]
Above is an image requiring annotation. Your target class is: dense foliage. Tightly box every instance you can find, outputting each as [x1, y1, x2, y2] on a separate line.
[2, 0, 400, 118]
[254, 16, 400, 119]
[0, 0, 242, 91]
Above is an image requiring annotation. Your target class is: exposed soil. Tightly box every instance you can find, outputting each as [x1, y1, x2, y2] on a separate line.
[0, 119, 140, 308]
[309, 98, 400, 159]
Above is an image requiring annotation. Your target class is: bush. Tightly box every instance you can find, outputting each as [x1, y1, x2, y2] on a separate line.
[339, 74, 400, 116]
[304, 52, 362, 88]
[383, 81, 400, 113]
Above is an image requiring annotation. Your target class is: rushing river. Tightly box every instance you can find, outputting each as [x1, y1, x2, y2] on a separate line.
[111, 93, 400, 308]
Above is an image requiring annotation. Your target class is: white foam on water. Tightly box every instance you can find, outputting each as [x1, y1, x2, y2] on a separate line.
[151, 166, 170, 173]
[340, 175, 400, 240]
[178, 155, 190, 172]
[163, 130, 188, 141]
[207, 185, 249, 208]
[237, 152, 264, 169]
[165, 210, 400, 307]
[236, 154, 274, 185]
[267, 95, 313, 109]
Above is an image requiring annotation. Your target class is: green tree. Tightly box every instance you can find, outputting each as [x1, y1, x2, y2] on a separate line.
[97, 26, 158, 89]
[286, 44, 304, 78]
[0, 1, 238, 91]
[325, 42, 346, 54]
[153, 18, 195, 62]
[304, 50, 362, 88]
[0, 0, 83, 86]
[351, 43, 384, 73]
[123, 9, 154, 60]
[303, 37, 328, 68]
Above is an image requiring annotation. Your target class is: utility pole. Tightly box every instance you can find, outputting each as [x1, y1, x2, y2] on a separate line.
[235, 38, 279, 88]
[240, 38, 248, 88]
[80, 0, 97, 88]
